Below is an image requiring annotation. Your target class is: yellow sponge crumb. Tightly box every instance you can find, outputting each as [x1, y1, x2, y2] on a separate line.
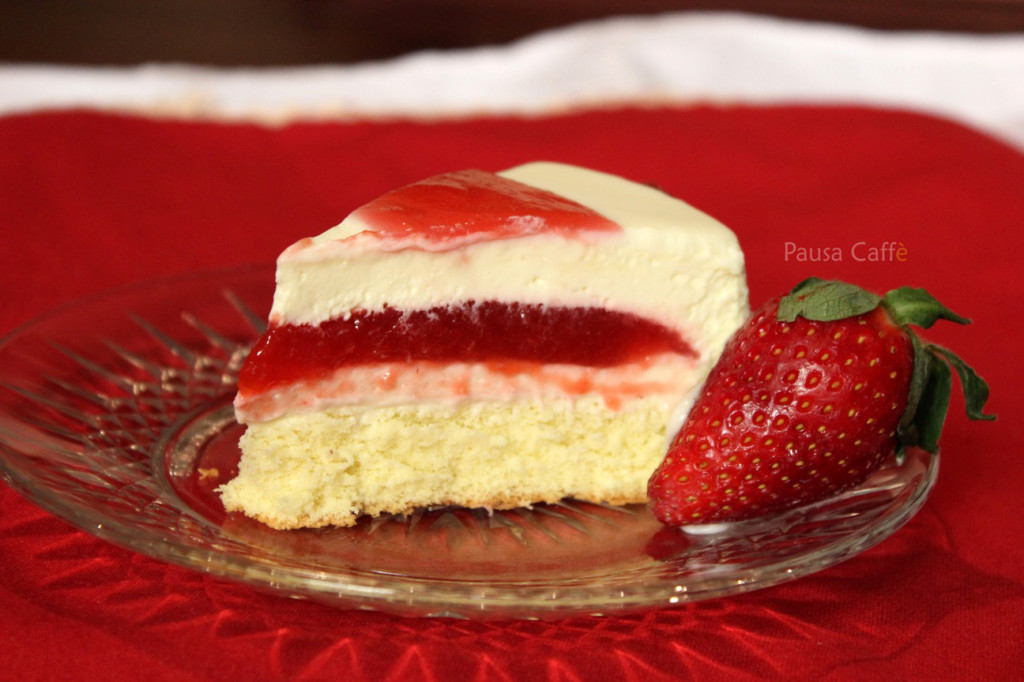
[219, 396, 667, 529]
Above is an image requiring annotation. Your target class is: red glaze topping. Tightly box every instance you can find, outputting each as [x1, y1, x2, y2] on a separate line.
[238, 302, 695, 395]
[347, 169, 620, 243]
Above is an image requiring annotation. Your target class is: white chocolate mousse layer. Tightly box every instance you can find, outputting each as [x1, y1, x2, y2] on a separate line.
[269, 163, 746, 342]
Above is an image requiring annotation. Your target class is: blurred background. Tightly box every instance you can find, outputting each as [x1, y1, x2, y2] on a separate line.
[2, 0, 1024, 66]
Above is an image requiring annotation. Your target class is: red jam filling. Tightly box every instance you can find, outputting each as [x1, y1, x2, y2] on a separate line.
[238, 302, 695, 395]
[348, 169, 620, 243]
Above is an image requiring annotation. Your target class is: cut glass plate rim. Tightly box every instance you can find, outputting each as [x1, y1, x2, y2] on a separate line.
[0, 265, 938, 619]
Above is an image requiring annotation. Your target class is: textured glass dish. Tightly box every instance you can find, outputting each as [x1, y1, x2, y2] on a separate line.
[0, 266, 937, 619]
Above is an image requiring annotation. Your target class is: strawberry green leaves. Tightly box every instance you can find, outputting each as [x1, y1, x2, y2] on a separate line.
[902, 340, 954, 454]
[882, 287, 971, 329]
[777, 277, 881, 322]
[929, 345, 994, 422]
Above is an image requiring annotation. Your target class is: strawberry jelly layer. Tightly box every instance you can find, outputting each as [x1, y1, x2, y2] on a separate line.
[345, 169, 620, 245]
[238, 302, 695, 398]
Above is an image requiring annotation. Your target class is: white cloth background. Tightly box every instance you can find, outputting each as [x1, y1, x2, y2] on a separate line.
[2, 13, 1023, 149]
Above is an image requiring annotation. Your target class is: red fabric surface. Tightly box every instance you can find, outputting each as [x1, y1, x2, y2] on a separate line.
[1, 106, 1023, 681]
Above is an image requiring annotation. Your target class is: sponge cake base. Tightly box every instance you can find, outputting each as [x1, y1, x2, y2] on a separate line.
[219, 396, 669, 529]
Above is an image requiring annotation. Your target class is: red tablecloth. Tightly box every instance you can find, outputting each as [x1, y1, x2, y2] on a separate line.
[1, 106, 1022, 681]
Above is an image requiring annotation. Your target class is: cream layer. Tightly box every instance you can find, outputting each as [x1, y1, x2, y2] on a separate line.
[236, 353, 701, 424]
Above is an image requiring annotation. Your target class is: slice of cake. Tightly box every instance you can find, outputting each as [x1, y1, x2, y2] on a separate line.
[220, 162, 748, 529]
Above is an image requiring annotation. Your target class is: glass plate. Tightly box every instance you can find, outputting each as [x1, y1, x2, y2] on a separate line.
[0, 265, 937, 619]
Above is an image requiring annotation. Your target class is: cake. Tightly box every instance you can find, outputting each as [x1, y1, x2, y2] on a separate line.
[220, 162, 748, 529]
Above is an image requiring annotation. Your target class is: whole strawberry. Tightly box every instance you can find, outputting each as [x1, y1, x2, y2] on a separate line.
[648, 278, 994, 527]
